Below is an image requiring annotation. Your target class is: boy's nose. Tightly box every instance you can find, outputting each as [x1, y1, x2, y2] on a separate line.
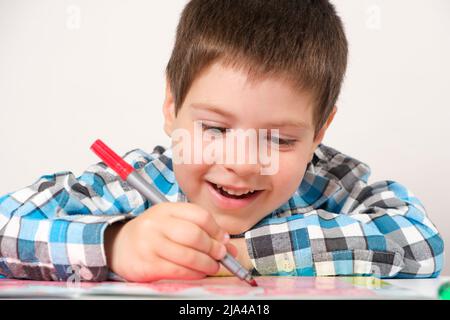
[222, 161, 261, 177]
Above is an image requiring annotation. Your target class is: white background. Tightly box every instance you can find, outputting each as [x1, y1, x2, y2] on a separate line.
[0, 0, 449, 275]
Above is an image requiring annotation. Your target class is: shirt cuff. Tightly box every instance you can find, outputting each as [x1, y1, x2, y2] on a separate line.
[63, 214, 134, 282]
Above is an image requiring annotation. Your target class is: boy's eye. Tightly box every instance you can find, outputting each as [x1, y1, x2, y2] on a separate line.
[200, 123, 297, 147]
[270, 135, 296, 147]
[201, 123, 229, 135]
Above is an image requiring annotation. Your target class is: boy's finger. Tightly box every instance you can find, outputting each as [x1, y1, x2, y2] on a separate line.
[148, 258, 205, 281]
[156, 237, 221, 275]
[225, 243, 238, 258]
[208, 239, 228, 260]
[164, 218, 227, 260]
[170, 207, 229, 244]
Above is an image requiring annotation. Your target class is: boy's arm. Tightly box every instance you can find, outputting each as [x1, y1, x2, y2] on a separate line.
[0, 149, 154, 281]
[243, 180, 444, 278]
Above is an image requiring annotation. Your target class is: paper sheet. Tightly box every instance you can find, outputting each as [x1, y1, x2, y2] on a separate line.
[0, 276, 425, 299]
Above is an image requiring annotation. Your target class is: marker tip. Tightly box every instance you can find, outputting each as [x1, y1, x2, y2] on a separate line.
[248, 279, 258, 287]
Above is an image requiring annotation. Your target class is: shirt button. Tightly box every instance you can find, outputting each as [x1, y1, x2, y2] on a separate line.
[281, 255, 294, 273]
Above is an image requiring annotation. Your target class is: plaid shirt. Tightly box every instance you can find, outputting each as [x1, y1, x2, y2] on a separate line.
[0, 144, 444, 281]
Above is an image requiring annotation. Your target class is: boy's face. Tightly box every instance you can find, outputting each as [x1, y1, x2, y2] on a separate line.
[163, 62, 336, 234]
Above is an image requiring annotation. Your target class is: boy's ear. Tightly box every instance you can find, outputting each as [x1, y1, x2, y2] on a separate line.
[310, 105, 337, 157]
[162, 79, 177, 137]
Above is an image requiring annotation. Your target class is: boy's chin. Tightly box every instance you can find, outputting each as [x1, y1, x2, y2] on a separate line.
[213, 213, 259, 236]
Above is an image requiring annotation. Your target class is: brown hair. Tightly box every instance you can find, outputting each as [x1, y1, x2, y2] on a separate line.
[166, 0, 348, 138]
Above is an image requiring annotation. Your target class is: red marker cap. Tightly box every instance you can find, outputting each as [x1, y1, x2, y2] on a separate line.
[90, 139, 134, 180]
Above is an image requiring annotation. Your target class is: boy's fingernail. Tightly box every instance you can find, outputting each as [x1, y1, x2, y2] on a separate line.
[223, 233, 230, 243]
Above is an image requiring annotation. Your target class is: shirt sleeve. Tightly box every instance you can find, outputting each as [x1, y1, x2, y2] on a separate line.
[244, 180, 444, 278]
[0, 149, 155, 281]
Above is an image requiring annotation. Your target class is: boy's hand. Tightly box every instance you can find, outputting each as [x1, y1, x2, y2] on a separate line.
[104, 202, 233, 282]
[213, 237, 253, 277]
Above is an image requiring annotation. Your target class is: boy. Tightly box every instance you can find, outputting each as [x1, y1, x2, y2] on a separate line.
[0, 0, 444, 282]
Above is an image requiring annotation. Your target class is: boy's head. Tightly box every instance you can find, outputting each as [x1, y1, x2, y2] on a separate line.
[162, 0, 347, 233]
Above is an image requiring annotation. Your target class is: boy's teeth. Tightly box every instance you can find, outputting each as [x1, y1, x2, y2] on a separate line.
[217, 184, 254, 196]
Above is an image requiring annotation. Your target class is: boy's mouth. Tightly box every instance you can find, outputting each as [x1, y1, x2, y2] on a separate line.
[212, 182, 259, 198]
[206, 181, 263, 210]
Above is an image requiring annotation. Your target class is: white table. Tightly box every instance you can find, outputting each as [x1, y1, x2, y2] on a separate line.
[385, 276, 449, 299]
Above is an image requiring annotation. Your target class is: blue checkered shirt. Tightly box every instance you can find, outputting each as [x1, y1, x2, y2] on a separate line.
[0, 144, 444, 281]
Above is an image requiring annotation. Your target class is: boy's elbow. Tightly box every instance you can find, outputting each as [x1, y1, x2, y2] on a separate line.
[395, 233, 445, 279]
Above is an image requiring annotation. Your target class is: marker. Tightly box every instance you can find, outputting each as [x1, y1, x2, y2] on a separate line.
[90, 139, 257, 287]
[438, 281, 450, 300]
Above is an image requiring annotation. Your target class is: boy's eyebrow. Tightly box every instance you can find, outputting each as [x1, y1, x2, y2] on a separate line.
[190, 103, 236, 119]
[190, 103, 312, 130]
